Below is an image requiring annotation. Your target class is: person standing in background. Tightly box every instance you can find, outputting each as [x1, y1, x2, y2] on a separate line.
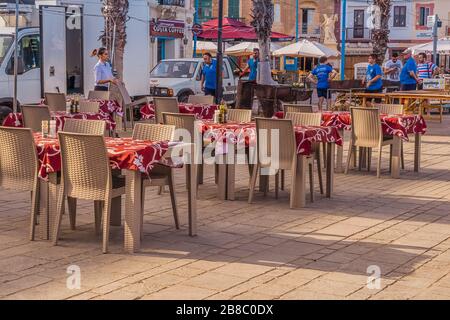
[417, 53, 439, 89]
[400, 49, 420, 91]
[362, 54, 383, 105]
[91, 47, 118, 91]
[384, 52, 403, 84]
[201, 52, 217, 97]
[307, 56, 337, 111]
[241, 48, 259, 82]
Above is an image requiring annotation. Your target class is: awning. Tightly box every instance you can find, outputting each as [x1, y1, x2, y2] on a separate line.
[272, 39, 340, 58]
[225, 41, 283, 56]
[408, 37, 450, 55]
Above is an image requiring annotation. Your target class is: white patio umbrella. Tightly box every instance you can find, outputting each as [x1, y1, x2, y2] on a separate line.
[272, 39, 340, 58]
[195, 41, 219, 54]
[408, 37, 450, 55]
[225, 42, 283, 56]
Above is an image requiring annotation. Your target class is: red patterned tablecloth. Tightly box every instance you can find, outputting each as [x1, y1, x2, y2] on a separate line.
[91, 99, 123, 118]
[34, 134, 169, 180]
[3, 111, 116, 131]
[200, 121, 342, 156]
[275, 111, 427, 141]
[140, 103, 218, 120]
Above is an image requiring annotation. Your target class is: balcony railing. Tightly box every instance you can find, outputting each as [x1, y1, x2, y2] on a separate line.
[346, 27, 373, 41]
[300, 25, 321, 38]
[158, 0, 185, 6]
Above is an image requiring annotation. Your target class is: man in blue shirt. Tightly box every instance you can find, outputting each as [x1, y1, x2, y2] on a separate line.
[362, 53, 383, 105]
[241, 48, 259, 81]
[400, 49, 420, 91]
[308, 56, 337, 111]
[201, 52, 217, 97]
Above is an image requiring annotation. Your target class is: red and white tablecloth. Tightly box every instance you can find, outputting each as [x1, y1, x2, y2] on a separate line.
[3, 111, 116, 131]
[140, 103, 218, 120]
[92, 99, 123, 118]
[34, 134, 169, 180]
[200, 121, 342, 156]
[275, 111, 427, 141]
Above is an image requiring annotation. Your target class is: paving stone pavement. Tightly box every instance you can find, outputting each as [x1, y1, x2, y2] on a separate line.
[0, 115, 449, 300]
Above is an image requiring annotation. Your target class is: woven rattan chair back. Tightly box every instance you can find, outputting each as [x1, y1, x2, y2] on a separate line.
[63, 119, 106, 136]
[284, 104, 313, 114]
[153, 97, 179, 124]
[285, 112, 322, 126]
[372, 104, 404, 115]
[255, 118, 296, 170]
[44, 93, 66, 112]
[162, 112, 196, 142]
[188, 95, 214, 105]
[227, 109, 252, 123]
[79, 100, 100, 113]
[58, 132, 111, 201]
[88, 90, 110, 100]
[350, 107, 382, 148]
[0, 127, 38, 191]
[132, 123, 175, 142]
[21, 105, 51, 132]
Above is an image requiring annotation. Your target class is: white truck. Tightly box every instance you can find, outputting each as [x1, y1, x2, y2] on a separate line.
[0, 0, 151, 117]
[149, 57, 238, 104]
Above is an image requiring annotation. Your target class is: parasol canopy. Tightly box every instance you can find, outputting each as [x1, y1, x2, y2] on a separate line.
[198, 17, 293, 42]
[272, 39, 340, 58]
[225, 41, 283, 56]
[408, 37, 450, 55]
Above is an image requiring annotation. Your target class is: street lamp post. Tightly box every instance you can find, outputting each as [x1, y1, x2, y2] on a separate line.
[340, 0, 347, 80]
[13, 0, 19, 112]
[193, 0, 199, 58]
[215, 0, 224, 104]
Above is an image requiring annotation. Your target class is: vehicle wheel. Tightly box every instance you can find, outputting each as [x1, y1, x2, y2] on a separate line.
[0, 105, 12, 123]
[177, 92, 191, 103]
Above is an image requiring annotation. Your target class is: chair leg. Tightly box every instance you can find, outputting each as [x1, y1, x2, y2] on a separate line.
[67, 197, 77, 230]
[102, 197, 112, 254]
[214, 164, 219, 184]
[29, 183, 39, 241]
[358, 147, 363, 171]
[94, 200, 102, 236]
[401, 141, 405, 170]
[248, 164, 259, 204]
[280, 170, 285, 191]
[345, 141, 354, 175]
[389, 144, 393, 173]
[308, 162, 314, 203]
[140, 187, 146, 240]
[168, 171, 180, 230]
[322, 143, 327, 168]
[367, 148, 372, 172]
[275, 171, 279, 199]
[52, 189, 65, 246]
[198, 162, 204, 185]
[316, 149, 324, 195]
[377, 146, 383, 178]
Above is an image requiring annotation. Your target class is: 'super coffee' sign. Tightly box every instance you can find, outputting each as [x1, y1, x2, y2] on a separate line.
[150, 19, 185, 38]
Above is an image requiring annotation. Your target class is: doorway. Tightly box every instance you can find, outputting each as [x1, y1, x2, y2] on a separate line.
[65, 8, 83, 95]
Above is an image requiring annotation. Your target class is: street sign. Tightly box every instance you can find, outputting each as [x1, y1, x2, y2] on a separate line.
[427, 15, 436, 28]
[191, 23, 203, 36]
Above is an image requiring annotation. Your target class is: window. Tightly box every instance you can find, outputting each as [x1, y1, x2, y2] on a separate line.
[419, 6, 430, 26]
[228, 0, 239, 19]
[393, 6, 406, 27]
[8, 35, 40, 74]
[353, 10, 365, 38]
[274, 3, 281, 23]
[301, 9, 315, 34]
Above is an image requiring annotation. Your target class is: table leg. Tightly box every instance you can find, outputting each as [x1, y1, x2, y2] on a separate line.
[217, 155, 227, 200]
[227, 163, 236, 201]
[335, 129, 344, 173]
[414, 133, 421, 173]
[186, 162, 198, 236]
[290, 155, 306, 208]
[326, 143, 335, 198]
[39, 179, 49, 240]
[124, 170, 142, 253]
[110, 196, 122, 226]
[391, 136, 401, 179]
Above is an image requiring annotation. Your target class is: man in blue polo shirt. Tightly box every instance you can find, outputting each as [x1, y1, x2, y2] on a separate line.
[241, 48, 259, 81]
[201, 52, 217, 97]
[308, 56, 337, 111]
[400, 49, 420, 91]
[362, 53, 383, 105]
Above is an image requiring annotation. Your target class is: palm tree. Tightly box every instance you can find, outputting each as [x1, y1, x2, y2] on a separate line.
[251, 0, 277, 85]
[101, 0, 129, 80]
[372, 0, 391, 64]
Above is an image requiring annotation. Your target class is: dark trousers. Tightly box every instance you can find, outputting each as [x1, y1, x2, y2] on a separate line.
[400, 83, 417, 91]
[204, 88, 216, 97]
[365, 87, 383, 103]
[94, 86, 108, 91]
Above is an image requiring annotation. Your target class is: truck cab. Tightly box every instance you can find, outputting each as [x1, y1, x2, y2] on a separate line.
[149, 57, 238, 104]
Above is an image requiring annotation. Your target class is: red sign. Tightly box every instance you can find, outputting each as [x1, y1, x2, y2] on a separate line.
[150, 19, 185, 38]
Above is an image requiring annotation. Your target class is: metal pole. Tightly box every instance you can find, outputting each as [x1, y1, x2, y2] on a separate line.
[13, 0, 19, 112]
[340, 0, 347, 80]
[215, 0, 224, 104]
[432, 14, 438, 66]
[193, 0, 199, 58]
[295, 0, 299, 41]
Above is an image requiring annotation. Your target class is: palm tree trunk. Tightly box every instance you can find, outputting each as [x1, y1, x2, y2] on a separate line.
[372, 0, 391, 64]
[251, 0, 277, 85]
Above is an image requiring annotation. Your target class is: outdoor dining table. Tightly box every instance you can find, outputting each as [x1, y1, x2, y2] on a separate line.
[33, 133, 197, 253]
[275, 111, 428, 178]
[140, 103, 218, 120]
[3, 111, 117, 131]
[200, 120, 343, 207]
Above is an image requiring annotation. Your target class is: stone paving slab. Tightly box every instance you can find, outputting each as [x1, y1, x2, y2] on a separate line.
[0, 116, 449, 300]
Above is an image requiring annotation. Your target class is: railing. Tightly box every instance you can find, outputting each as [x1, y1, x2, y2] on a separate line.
[157, 0, 185, 6]
[346, 27, 373, 41]
[300, 25, 321, 37]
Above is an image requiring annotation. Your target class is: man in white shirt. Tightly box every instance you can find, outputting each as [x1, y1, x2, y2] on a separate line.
[384, 52, 403, 83]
